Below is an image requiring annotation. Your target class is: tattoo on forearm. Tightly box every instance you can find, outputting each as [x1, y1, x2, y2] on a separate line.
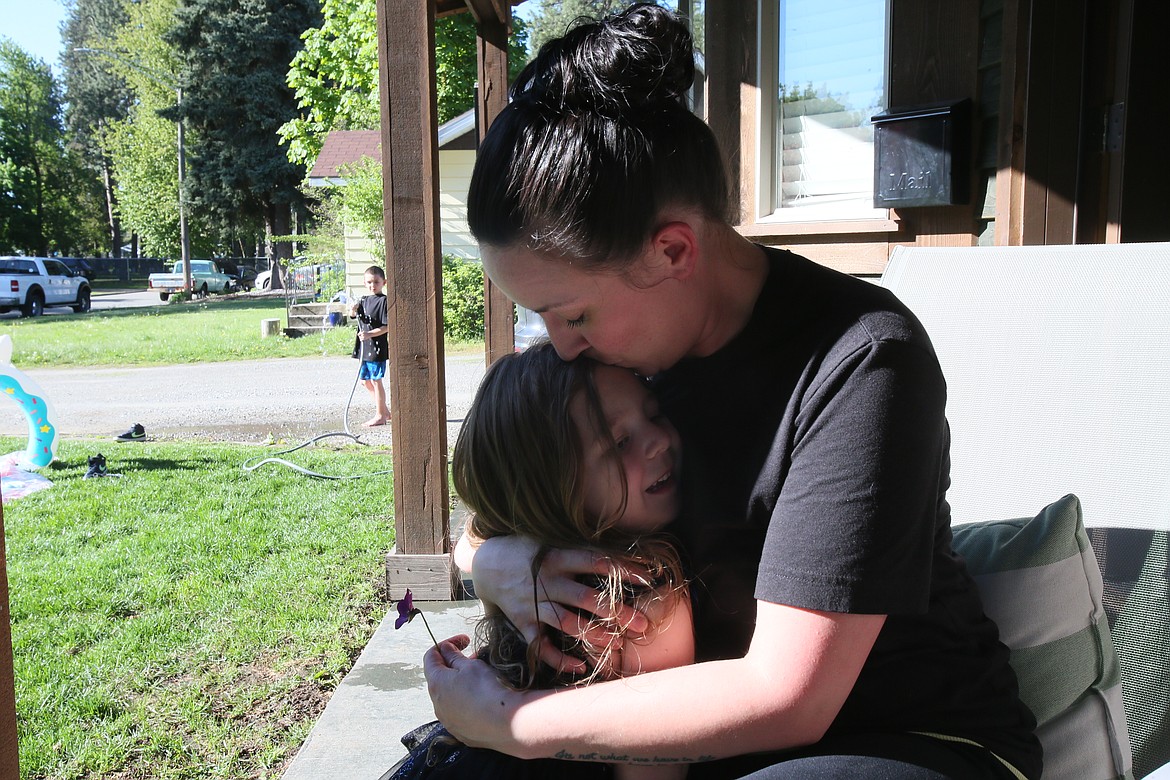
[554, 750, 716, 764]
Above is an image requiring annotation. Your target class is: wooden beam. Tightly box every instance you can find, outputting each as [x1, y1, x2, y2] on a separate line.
[436, 0, 517, 23]
[376, 0, 452, 592]
[996, 0, 1028, 245]
[996, 0, 1087, 245]
[887, 0, 981, 247]
[476, 8, 514, 367]
[0, 499, 20, 779]
[704, 2, 757, 224]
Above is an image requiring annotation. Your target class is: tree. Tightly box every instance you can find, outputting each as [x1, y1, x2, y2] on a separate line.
[99, 0, 191, 259]
[61, 0, 133, 257]
[524, 0, 635, 55]
[167, 0, 322, 265]
[0, 39, 102, 255]
[279, 2, 529, 167]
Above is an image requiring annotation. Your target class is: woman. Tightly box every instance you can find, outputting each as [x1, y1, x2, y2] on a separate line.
[426, 5, 1040, 779]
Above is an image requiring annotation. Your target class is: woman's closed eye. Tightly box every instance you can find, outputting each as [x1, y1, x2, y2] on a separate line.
[566, 314, 586, 329]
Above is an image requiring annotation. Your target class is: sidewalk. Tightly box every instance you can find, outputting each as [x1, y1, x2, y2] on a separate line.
[281, 599, 484, 779]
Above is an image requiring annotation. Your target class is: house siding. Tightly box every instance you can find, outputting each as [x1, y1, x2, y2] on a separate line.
[438, 149, 477, 259]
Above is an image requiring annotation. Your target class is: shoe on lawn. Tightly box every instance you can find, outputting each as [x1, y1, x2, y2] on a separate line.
[116, 423, 146, 442]
[83, 454, 108, 479]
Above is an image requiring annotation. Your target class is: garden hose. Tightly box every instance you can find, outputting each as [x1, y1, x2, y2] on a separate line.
[241, 357, 394, 480]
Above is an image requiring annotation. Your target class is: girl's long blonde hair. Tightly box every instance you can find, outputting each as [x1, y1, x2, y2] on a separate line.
[452, 341, 686, 688]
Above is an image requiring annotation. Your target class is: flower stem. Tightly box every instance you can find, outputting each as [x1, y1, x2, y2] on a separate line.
[417, 611, 439, 648]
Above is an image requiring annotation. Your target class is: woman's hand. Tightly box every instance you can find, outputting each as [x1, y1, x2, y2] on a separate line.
[468, 534, 649, 672]
[424, 635, 527, 752]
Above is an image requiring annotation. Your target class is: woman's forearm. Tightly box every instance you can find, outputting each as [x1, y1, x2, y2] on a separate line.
[439, 605, 884, 763]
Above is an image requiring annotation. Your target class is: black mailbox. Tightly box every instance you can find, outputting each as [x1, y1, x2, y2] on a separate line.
[872, 100, 970, 208]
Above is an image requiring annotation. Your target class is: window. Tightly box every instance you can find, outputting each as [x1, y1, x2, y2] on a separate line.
[43, 260, 69, 277]
[758, 0, 889, 223]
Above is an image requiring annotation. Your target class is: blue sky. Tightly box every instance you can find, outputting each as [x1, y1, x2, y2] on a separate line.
[1, 0, 68, 68]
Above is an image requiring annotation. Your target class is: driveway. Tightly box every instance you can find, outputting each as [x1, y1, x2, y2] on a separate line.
[91, 288, 167, 311]
[0, 353, 487, 448]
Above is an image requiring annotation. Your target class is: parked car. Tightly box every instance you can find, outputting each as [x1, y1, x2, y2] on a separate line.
[147, 260, 234, 300]
[58, 257, 98, 281]
[0, 256, 92, 317]
[225, 265, 258, 292]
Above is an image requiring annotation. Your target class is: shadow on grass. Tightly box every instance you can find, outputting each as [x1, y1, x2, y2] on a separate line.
[42, 450, 239, 475]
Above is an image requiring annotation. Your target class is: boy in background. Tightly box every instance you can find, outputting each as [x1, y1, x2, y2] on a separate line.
[350, 266, 390, 427]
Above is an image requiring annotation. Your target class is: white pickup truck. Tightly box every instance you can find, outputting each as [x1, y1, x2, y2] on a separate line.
[148, 260, 234, 301]
[0, 256, 92, 317]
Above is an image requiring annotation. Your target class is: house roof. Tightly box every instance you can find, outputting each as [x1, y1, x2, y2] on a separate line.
[307, 130, 381, 184]
[307, 110, 476, 186]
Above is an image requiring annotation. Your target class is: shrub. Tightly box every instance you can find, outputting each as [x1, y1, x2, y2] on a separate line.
[441, 255, 484, 341]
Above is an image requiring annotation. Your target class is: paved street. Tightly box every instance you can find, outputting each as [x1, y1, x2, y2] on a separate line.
[0, 283, 489, 448]
[0, 352, 488, 449]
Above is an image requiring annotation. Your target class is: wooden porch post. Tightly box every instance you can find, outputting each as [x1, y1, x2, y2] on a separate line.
[474, 5, 515, 366]
[376, 0, 454, 600]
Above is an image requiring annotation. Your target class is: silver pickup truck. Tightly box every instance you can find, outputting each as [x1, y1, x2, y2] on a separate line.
[0, 256, 92, 317]
[148, 260, 233, 300]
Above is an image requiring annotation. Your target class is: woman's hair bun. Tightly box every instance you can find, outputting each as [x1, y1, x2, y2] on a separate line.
[514, 3, 695, 116]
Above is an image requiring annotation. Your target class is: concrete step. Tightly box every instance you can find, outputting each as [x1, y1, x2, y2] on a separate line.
[281, 600, 484, 779]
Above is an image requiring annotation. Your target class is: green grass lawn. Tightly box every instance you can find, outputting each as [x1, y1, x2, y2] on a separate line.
[1, 298, 355, 367]
[4, 437, 396, 779]
[0, 294, 484, 368]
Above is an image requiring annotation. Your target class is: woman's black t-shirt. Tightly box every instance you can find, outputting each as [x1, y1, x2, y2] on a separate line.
[654, 247, 1041, 778]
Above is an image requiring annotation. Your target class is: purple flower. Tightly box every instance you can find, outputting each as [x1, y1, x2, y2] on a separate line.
[394, 588, 438, 646]
[395, 588, 418, 629]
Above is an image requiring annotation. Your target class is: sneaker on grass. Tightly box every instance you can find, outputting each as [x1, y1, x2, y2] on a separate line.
[83, 454, 108, 479]
[83, 453, 122, 479]
[116, 423, 146, 442]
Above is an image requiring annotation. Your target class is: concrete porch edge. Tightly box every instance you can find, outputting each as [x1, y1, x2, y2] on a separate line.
[281, 600, 484, 779]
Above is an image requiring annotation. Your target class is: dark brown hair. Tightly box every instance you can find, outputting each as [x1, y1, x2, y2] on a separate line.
[467, 3, 730, 270]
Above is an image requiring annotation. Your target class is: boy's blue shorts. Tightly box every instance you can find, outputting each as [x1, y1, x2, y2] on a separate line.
[359, 360, 387, 381]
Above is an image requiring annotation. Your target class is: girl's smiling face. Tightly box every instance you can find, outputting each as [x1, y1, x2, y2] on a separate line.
[571, 365, 682, 534]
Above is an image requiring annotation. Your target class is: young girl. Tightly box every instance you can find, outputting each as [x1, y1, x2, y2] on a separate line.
[386, 341, 692, 780]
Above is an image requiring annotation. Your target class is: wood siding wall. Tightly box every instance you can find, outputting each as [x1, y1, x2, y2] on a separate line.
[708, 0, 1166, 275]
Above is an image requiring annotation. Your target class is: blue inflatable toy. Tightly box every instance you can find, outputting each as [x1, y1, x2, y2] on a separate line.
[0, 334, 58, 469]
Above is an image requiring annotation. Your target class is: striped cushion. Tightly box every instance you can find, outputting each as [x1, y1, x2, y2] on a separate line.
[952, 495, 1134, 780]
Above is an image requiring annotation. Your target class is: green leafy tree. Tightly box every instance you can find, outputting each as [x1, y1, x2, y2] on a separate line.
[0, 39, 101, 255]
[167, 0, 322, 264]
[523, 2, 702, 58]
[279, 0, 378, 167]
[524, 0, 635, 54]
[61, 0, 133, 256]
[338, 155, 386, 260]
[96, 0, 198, 259]
[280, 2, 529, 167]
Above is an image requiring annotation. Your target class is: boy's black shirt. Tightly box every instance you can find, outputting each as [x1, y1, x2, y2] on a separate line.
[352, 293, 389, 363]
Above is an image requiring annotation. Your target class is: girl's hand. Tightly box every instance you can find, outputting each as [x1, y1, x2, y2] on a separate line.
[470, 535, 649, 673]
